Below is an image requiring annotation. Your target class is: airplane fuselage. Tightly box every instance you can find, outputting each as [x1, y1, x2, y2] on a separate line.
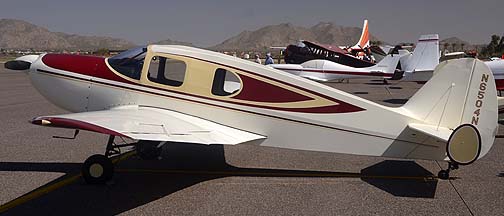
[27, 50, 448, 161]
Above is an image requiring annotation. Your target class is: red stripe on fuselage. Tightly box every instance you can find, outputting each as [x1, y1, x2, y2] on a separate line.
[233, 74, 313, 102]
[42, 54, 133, 84]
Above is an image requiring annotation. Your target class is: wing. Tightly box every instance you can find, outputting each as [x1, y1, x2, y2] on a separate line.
[31, 106, 266, 145]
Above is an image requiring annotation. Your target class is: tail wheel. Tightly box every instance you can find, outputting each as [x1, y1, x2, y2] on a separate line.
[136, 140, 162, 160]
[82, 154, 114, 184]
[437, 170, 450, 180]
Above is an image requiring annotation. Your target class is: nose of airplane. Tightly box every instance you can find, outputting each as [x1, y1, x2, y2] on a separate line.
[4, 60, 31, 70]
[4, 55, 40, 71]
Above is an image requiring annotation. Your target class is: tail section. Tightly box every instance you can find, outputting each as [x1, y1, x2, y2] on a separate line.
[401, 34, 440, 73]
[351, 20, 370, 49]
[403, 58, 498, 160]
[367, 50, 407, 73]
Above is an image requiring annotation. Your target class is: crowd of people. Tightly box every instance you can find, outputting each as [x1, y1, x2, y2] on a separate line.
[223, 51, 279, 65]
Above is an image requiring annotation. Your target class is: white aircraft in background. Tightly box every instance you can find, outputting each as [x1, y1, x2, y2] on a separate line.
[268, 34, 440, 82]
[399, 34, 440, 82]
[485, 60, 504, 90]
[5, 45, 497, 183]
[269, 49, 405, 81]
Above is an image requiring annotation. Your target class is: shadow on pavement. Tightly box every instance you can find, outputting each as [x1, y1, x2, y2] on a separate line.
[361, 160, 437, 198]
[1, 144, 438, 215]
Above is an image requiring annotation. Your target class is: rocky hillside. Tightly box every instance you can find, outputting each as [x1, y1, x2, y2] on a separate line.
[0, 19, 136, 51]
[209, 22, 379, 51]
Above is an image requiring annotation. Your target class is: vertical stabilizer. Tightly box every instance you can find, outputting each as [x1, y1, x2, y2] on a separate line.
[402, 58, 497, 159]
[402, 34, 440, 73]
[351, 20, 370, 49]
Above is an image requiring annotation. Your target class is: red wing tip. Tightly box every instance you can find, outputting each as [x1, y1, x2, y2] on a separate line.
[30, 117, 130, 138]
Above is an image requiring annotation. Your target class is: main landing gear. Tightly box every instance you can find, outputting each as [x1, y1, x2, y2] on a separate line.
[81, 136, 163, 184]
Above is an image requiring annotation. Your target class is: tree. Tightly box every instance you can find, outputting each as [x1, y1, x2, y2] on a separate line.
[460, 43, 465, 51]
[451, 43, 458, 52]
[481, 34, 503, 57]
[371, 40, 382, 46]
[443, 43, 449, 52]
[94, 48, 109, 56]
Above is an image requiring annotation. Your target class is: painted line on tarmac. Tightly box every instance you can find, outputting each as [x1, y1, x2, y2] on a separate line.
[0, 151, 136, 213]
[0, 174, 81, 214]
[115, 169, 437, 181]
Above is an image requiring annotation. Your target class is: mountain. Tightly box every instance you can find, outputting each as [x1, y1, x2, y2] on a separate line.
[155, 39, 195, 47]
[209, 22, 379, 51]
[0, 19, 136, 51]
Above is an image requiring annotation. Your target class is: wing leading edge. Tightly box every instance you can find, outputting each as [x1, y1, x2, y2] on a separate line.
[31, 106, 266, 145]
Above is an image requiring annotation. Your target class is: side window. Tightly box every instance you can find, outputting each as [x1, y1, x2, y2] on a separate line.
[148, 56, 186, 87]
[212, 68, 241, 96]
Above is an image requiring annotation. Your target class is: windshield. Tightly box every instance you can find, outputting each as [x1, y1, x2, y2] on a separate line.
[107, 46, 147, 80]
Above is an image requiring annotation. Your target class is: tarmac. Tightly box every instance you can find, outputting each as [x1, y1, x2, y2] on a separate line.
[1, 65, 503, 215]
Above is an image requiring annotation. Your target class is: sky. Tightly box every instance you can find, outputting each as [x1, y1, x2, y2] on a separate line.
[1, 0, 502, 47]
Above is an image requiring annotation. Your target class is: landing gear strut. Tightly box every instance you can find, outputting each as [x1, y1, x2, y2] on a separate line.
[81, 135, 136, 184]
[437, 162, 459, 180]
[136, 140, 163, 160]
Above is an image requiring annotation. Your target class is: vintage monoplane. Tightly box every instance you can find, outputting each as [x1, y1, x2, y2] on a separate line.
[5, 45, 497, 183]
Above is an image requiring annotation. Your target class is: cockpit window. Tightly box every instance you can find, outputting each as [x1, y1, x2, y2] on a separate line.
[107, 46, 147, 80]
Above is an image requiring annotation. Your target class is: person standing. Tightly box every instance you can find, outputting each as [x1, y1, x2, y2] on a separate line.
[265, 53, 274, 65]
[254, 54, 261, 64]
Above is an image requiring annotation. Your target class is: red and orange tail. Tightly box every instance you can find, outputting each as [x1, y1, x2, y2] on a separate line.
[352, 20, 369, 49]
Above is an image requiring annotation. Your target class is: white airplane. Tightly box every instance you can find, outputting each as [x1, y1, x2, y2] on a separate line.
[399, 34, 440, 82]
[269, 50, 405, 82]
[5, 45, 497, 183]
[486, 60, 504, 90]
[270, 34, 439, 82]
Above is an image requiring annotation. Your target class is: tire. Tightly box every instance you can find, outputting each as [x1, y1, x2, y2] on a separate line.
[437, 170, 449, 180]
[136, 140, 162, 160]
[82, 154, 114, 184]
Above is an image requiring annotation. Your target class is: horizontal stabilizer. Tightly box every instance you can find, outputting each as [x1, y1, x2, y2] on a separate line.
[408, 123, 451, 142]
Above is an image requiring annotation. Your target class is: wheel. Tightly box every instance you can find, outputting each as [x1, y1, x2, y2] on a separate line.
[438, 170, 450, 180]
[136, 140, 162, 160]
[82, 154, 114, 184]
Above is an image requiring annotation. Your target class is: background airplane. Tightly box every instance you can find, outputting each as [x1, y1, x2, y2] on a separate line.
[283, 20, 376, 67]
[270, 34, 439, 83]
[269, 49, 405, 81]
